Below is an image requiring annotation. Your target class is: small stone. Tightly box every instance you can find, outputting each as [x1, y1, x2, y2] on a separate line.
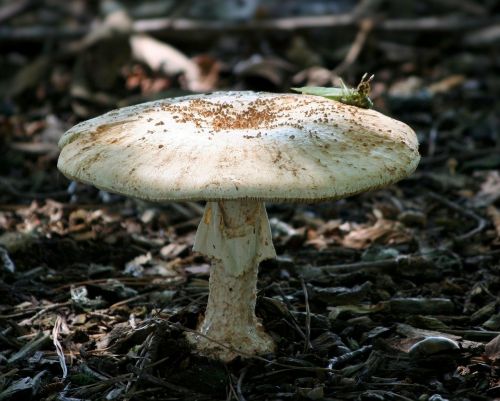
[428, 394, 449, 401]
[408, 336, 459, 360]
[398, 210, 427, 226]
[359, 391, 385, 401]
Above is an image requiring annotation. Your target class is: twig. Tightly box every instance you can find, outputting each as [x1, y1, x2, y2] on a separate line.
[427, 190, 488, 240]
[54, 276, 184, 291]
[52, 315, 68, 379]
[0, 301, 71, 322]
[69, 373, 133, 393]
[2, 15, 500, 42]
[333, 18, 374, 76]
[272, 284, 308, 342]
[109, 293, 150, 309]
[126, 331, 155, 394]
[317, 255, 433, 274]
[133, 15, 500, 34]
[131, 371, 196, 395]
[236, 367, 248, 401]
[0, 0, 38, 24]
[273, 283, 297, 311]
[380, 16, 500, 31]
[7, 331, 51, 364]
[227, 374, 238, 401]
[364, 390, 416, 401]
[427, 111, 458, 157]
[25, 301, 72, 325]
[327, 345, 373, 369]
[0, 25, 86, 41]
[441, 329, 500, 341]
[133, 14, 355, 33]
[300, 278, 312, 353]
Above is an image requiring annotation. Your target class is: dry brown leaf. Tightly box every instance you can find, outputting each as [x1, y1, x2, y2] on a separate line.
[427, 74, 466, 94]
[485, 334, 500, 361]
[487, 205, 500, 243]
[160, 243, 189, 260]
[341, 218, 412, 249]
[185, 264, 210, 275]
[472, 171, 500, 207]
[130, 34, 204, 91]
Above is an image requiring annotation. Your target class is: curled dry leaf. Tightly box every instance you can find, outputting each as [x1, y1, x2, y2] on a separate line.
[472, 170, 500, 207]
[486, 205, 500, 244]
[341, 218, 412, 249]
[130, 34, 217, 92]
[485, 334, 500, 362]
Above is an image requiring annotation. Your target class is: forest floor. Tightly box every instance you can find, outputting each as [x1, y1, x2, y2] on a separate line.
[1, 1, 500, 400]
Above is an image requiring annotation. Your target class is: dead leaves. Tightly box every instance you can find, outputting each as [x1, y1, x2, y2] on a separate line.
[341, 218, 412, 249]
[472, 170, 500, 208]
[485, 334, 500, 363]
[305, 214, 413, 251]
[130, 34, 219, 92]
[0, 200, 147, 243]
[487, 205, 500, 244]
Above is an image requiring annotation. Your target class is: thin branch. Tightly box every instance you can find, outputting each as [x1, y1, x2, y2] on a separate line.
[133, 14, 355, 33]
[273, 284, 309, 342]
[227, 374, 238, 401]
[317, 255, 433, 274]
[333, 18, 374, 76]
[1, 15, 500, 42]
[0, 0, 38, 24]
[327, 345, 372, 369]
[133, 15, 500, 34]
[0, 301, 71, 322]
[52, 315, 68, 379]
[427, 190, 488, 241]
[300, 278, 312, 354]
[236, 367, 248, 401]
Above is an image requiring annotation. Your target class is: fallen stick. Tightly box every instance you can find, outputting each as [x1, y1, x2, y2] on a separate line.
[1, 15, 500, 41]
[133, 15, 500, 33]
[427, 191, 488, 241]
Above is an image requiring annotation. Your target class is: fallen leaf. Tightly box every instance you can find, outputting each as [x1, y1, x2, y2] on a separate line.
[485, 334, 500, 361]
[130, 34, 203, 91]
[487, 205, 500, 243]
[185, 264, 210, 275]
[341, 218, 412, 249]
[427, 74, 466, 95]
[472, 171, 500, 207]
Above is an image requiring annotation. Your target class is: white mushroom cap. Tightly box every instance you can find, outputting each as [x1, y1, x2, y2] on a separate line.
[58, 91, 419, 202]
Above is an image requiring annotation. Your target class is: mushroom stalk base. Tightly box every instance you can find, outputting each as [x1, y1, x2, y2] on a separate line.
[188, 199, 276, 361]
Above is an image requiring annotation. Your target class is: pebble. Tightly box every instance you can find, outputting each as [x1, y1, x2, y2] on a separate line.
[428, 394, 450, 401]
[408, 336, 460, 360]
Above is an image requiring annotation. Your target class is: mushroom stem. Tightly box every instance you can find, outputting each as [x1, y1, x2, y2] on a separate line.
[189, 199, 276, 361]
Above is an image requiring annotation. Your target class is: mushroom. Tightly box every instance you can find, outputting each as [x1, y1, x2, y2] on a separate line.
[57, 91, 420, 361]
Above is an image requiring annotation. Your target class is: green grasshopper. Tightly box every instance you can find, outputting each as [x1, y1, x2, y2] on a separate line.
[292, 73, 374, 109]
